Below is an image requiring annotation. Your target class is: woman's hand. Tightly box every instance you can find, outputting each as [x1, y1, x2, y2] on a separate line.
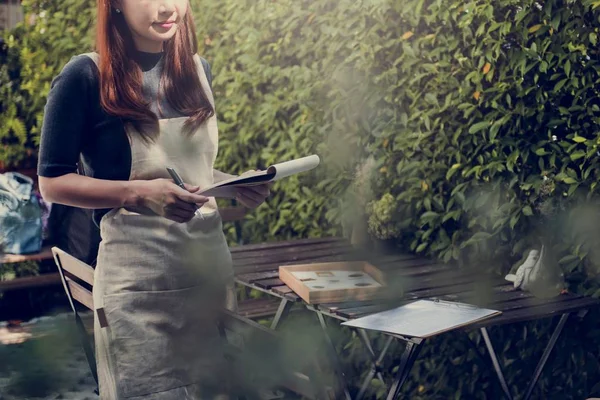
[235, 170, 271, 209]
[131, 179, 209, 223]
[236, 184, 271, 209]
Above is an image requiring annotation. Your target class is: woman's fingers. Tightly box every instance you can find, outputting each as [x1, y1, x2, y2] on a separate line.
[235, 183, 271, 209]
[239, 184, 269, 198]
[175, 186, 209, 205]
[168, 208, 195, 223]
[172, 200, 198, 213]
[249, 184, 270, 197]
[237, 188, 262, 204]
[183, 183, 201, 193]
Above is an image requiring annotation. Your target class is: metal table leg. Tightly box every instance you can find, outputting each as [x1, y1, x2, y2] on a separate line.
[356, 332, 393, 400]
[385, 338, 424, 400]
[480, 327, 513, 400]
[271, 298, 293, 330]
[316, 311, 353, 400]
[462, 331, 512, 398]
[523, 313, 570, 400]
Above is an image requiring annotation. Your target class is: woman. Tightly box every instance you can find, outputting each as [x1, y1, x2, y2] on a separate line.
[37, 0, 270, 398]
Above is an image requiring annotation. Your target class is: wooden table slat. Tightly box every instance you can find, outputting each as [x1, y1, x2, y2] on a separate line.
[402, 272, 506, 295]
[254, 278, 285, 290]
[331, 287, 530, 319]
[363, 253, 420, 265]
[375, 258, 437, 271]
[473, 296, 600, 328]
[233, 246, 357, 269]
[271, 286, 301, 302]
[0, 272, 61, 292]
[318, 300, 380, 313]
[229, 237, 344, 253]
[404, 276, 508, 301]
[236, 271, 280, 284]
[391, 263, 456, 278]
[234, 254, 358, 275]
[0, 247, 54, 264]
[336, 304, 397, 319]
[334, 292, 592, 322]
[231, 240, 353, 262]
[494, 293, 578, 312]
[271, 285, 293, 295]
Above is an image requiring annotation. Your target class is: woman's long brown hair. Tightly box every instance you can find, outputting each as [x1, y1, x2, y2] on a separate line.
[96, 0, 214, 141]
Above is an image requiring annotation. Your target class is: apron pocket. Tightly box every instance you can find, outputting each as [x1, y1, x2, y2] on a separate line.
[102, 286, 224, 398]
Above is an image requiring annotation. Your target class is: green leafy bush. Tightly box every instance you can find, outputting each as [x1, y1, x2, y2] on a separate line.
[346, 0, 600, 292]
[192, 0, 587, 286]
[194, 0, 600, 292]
[0, 0, 94, 169]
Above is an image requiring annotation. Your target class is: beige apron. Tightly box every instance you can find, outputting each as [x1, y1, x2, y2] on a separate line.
[85, 53, 236, 399]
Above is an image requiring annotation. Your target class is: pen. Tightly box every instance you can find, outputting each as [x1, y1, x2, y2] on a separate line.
[166, 167, 204, 220]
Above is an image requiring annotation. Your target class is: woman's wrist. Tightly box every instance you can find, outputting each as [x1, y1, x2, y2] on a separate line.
[121, 180, 144, 208]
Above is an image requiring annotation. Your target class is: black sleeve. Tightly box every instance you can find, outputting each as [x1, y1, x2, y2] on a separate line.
[37, 55, 98, 178]
[200, 57, 213, 90]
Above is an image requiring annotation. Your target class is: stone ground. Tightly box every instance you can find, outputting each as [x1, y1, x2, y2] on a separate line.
[0, 313, 97, 400]
[0, 314, 288, 400]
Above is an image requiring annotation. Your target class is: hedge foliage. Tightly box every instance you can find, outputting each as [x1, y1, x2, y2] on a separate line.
[3, 0, 600, 397]
[0, 0, 94, 169]
[195, 0, 600, 295]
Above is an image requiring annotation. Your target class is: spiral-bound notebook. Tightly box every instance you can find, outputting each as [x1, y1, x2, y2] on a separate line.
[201, 155, 320, 198]
[341, 299, 501, 338]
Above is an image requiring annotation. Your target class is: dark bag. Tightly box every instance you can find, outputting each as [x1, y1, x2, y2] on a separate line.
[46, 161, 101, 266]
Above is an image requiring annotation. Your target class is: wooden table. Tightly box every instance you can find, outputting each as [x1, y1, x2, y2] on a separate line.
[3, 236, 599, 399]
[230, 237, 600, 400]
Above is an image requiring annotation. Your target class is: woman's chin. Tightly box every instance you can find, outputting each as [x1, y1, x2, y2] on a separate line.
[150, 26, 178, 40]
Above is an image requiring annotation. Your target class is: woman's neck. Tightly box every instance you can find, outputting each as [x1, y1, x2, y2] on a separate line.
[131, 31, 164, 53]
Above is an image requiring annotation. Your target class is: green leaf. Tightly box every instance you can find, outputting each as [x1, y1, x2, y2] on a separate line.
[446, 164, 461, 180]
[469, 232, 492, 241]
[572, 135, 587, 143]
[469, 121, 489, 134]
[522, 206, 533, 216]
[528, 24, 543, 33]
[420, 211, 440, 221]
[489, 123, 500, 142]
[425, 93, 438, 106]
[559, 254, 579, 265]
[553, 79, 568, 92]
[568, 183, 579, 196]
[570, 151, 585, 161]
[510, 214, 520, 229]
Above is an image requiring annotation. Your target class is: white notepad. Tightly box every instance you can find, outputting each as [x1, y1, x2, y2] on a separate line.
[201, 155, 320, 198]
[342, 299, 501, 338]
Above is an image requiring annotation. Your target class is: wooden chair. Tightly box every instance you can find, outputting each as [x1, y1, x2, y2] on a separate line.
[51, 247, 99, 394]
[52, 247, 330, 399]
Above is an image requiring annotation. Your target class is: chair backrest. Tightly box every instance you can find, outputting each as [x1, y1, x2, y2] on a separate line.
[51, 246, 100, 393]
[52, 246, 95, 312]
